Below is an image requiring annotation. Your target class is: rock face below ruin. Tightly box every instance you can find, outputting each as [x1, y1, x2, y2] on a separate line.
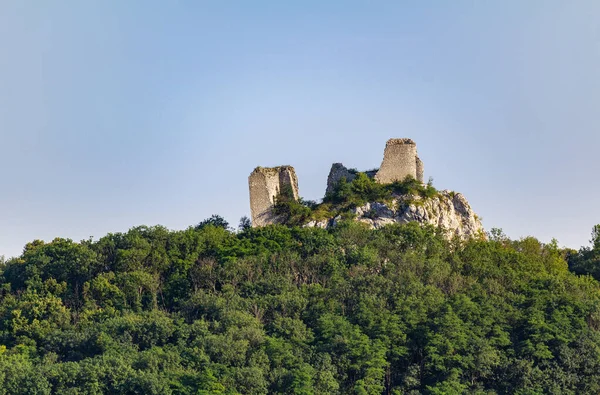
[307, 190, 484, 239]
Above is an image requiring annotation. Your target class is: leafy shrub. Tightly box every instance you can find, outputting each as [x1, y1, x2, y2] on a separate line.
[273, 184, 313, 227]
[195, 215, 230, 231]
[324, 173, 391, 208]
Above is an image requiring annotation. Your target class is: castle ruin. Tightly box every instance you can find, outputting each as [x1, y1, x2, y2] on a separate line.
[374, 138, 423, 184]
[326, 138, 424, 195]
[248, 166, 299, 227]
[249, 138, 424, 226]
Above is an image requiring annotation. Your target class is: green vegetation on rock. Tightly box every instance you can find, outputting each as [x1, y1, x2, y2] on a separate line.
[325, 173, 438, 207]
[1, 219, 600, 394]
[274, 173, 439, 227]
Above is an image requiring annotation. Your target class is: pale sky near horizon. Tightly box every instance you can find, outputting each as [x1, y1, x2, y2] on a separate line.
[1, 1, 599, 258]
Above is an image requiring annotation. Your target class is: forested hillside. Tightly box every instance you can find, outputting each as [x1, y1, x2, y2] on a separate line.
[1, 216, 600, 394]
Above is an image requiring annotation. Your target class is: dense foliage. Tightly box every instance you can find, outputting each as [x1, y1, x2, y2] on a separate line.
[567, 224, 600, 281]
[323, 173, 438, 208]
[1, 219, 600, 394]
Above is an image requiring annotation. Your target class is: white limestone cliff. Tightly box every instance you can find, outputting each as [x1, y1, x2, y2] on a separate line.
[307, 190, 484, 239]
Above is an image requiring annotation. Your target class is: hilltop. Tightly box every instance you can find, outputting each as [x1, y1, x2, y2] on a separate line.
[1, 139, 600, 393]
[248, 139, 483, 239]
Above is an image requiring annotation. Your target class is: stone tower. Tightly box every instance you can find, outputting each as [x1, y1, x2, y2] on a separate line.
[248, 166, 299, 227]
[374, 138, 424, 183]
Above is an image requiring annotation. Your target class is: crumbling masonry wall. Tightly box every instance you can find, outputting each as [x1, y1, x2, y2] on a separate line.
[326, 163, 357, 195]
[249, 139, 424, 227]
[416, 156, 424, 183]
[325, 138, 425, 196]
[374, 138, 423, 183]
[248, 166, 299, 227]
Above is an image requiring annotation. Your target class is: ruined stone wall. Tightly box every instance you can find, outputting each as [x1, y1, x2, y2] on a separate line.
[326, 139, 425, 196]
[326, 163, 357, 195]
[416, 156, 424, 182]
[248, 166, 299, 227]
[249, 139, 425, 226]
[374, 138, 419, 183]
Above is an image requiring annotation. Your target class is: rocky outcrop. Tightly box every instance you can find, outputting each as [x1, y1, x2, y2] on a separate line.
[307, 190, 484, 239]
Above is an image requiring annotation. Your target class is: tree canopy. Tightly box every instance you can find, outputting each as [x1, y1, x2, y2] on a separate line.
[1, 219, 600, 394]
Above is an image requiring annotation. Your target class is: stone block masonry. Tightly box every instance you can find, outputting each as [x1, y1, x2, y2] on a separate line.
[374, 138, 422, 183]
[325, 138, 425, 197]
[248, 166, 299, 227]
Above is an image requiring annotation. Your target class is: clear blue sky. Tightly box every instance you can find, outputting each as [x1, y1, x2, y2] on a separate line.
[1, 1, 599, 258]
